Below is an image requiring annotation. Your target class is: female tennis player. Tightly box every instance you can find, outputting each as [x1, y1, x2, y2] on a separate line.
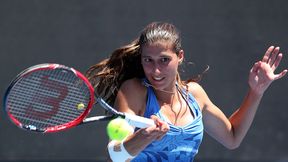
[86, 22, 287, 162]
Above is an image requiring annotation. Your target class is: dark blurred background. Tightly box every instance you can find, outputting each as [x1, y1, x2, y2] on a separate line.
[0, 0, 288, 162]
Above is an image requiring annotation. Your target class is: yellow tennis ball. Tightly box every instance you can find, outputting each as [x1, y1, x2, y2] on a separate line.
[107, 118, 133, 141]
[77, 103, 85, 110]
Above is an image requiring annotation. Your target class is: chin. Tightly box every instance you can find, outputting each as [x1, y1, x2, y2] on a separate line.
[151, 81, 172, 91]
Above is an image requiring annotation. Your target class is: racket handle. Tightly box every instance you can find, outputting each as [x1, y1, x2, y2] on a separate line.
[124, 113, 155, 128]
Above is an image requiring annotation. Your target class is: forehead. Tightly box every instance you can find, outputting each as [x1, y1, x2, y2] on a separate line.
[141, 41, 175, 56]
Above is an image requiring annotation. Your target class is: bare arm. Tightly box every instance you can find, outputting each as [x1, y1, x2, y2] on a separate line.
[198, 46, 287, 149]
[202, 88, 262, 149]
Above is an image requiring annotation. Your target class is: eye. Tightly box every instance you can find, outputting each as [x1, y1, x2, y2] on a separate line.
[160, 57, 170, 63]
[142, 58, 152, 63]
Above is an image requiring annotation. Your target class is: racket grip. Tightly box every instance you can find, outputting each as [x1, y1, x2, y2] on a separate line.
[124, 113, 155, 128]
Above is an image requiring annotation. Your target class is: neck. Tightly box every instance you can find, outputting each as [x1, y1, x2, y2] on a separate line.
[143, 79, 180, 104]
[154, 86, 178, 105]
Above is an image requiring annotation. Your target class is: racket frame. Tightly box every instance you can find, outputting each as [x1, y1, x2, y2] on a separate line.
[3, 64, 95, 133]
[4, 63, 155, 133]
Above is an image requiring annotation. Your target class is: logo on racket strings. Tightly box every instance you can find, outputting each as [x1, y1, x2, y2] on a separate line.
[25, 75, 68, 120]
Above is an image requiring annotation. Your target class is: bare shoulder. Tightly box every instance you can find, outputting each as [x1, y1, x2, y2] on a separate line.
[120, 78, 145, 92]
[115, 78, 147, 115]
[186, 81, 206, 97]
[186, 81, 209, 110]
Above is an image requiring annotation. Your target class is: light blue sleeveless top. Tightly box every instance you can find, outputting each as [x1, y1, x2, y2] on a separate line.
[132, 80, 204, 162]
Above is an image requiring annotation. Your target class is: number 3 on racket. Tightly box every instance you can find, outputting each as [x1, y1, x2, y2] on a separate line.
[3, 63, 155, 133]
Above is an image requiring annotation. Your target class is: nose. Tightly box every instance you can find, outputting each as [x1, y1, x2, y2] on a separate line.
[153, 63, 161, 74]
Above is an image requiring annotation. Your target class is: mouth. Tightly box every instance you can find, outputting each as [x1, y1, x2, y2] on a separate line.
[152, 76, 165, 82]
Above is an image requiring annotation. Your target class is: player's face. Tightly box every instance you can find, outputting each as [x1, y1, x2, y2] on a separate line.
[141, 41, 183, 91]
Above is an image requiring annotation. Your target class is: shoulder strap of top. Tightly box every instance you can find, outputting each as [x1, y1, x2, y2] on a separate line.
[141, 78, 150, 87]
[176, 82, 201, 113]
[141, 78, 160, 118]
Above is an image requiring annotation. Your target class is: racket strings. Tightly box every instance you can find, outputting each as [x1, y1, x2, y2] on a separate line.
[7, 69, 92, 130]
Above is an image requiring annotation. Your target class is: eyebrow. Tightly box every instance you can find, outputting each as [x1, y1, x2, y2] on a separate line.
[141, 54, 172, 58]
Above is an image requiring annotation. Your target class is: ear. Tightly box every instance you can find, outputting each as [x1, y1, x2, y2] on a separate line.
[178, 50, 184, 63]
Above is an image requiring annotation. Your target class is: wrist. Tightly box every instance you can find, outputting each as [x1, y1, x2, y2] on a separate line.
[107, 139, 135, 162]
[248, 87, 264, 99]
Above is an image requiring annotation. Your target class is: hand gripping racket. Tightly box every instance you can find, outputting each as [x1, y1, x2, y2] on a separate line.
[3, 63, 155, 133]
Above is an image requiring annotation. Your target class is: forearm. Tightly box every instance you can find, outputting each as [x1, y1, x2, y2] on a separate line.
[124, 129, 154, 156]
[205, 46, 286, 149]
[229, 88, 263, 146]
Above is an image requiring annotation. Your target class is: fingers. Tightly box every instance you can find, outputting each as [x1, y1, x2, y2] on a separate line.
[150, 115, 170, 134]
[267, 47, 280, 66]
[261, 46, 285, 71]
[250, 61, 261, 74]
[274, 69, 288, 80]
[151, 115, 170, 140]
[262, 46, 275, 63]
[140, 115, 169, 141]
[272, 53, 283, 70]
[150, 115, 168, 129]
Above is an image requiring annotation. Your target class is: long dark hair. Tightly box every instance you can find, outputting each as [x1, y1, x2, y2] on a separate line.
[86, 22, 206, 104]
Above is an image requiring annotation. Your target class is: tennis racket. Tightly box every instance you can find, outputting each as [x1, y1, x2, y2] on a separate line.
[3, 63, 155, 133]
